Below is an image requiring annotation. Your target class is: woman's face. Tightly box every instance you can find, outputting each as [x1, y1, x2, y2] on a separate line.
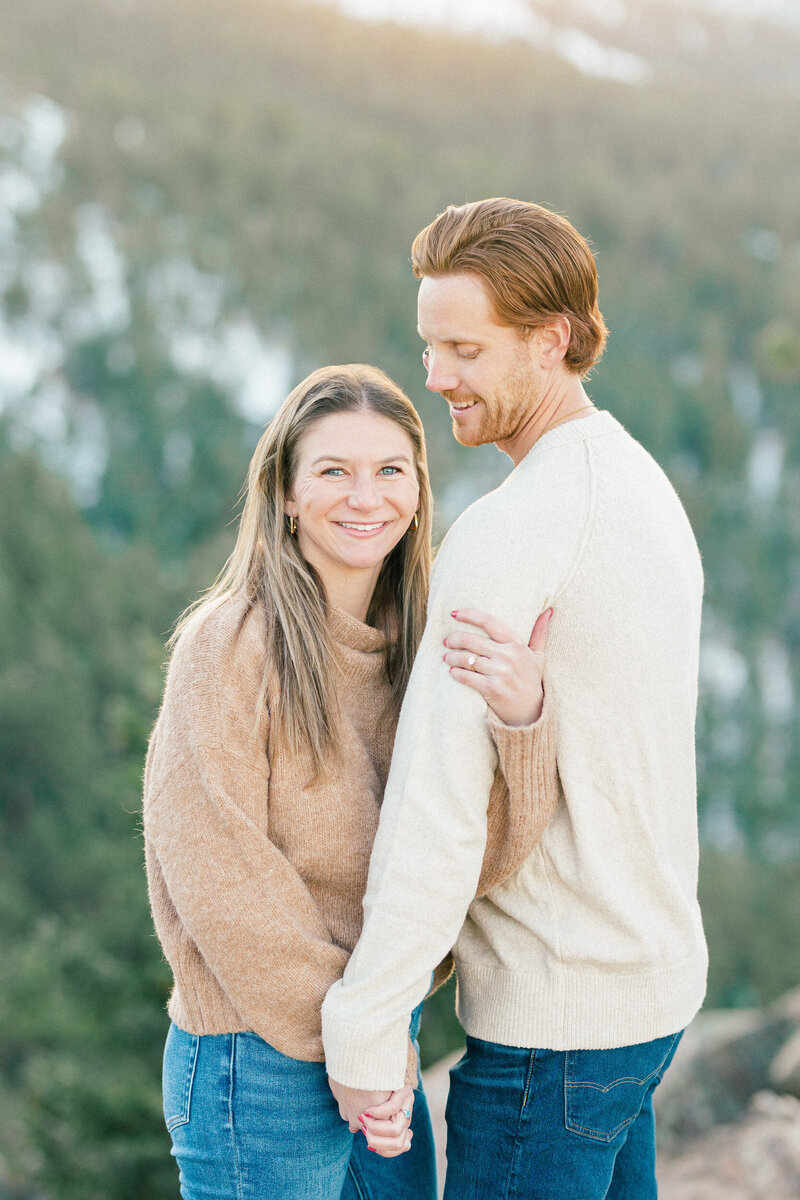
[285, 410, 420, 601]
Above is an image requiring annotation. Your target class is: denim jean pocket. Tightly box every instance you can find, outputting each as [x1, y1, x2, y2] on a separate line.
[564, 1032, 680, 1143]
[162, 1023, 200, 1132]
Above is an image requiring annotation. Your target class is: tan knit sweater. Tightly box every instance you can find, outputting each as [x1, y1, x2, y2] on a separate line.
[143, 595, 557, 1069]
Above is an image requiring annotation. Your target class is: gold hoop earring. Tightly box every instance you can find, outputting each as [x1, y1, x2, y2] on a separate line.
[289, 515, 297, 536]
[411, 512, 419, 532]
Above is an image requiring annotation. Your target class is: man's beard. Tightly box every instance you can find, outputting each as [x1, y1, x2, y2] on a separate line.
[444, 392, 490, 447]
[445, 384, 535, 448]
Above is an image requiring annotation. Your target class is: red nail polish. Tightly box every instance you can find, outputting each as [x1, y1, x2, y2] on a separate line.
[368, 1147, 377, 1153]
[450, 610, 458, 617]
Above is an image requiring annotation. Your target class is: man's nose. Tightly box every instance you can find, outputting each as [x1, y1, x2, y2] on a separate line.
[424, 352, 460, 394]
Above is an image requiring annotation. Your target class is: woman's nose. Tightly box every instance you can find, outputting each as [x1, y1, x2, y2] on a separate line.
[348, 475, 380, 510]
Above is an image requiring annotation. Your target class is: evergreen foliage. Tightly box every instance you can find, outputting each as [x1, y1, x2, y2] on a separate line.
[0, 0, 798, 1193]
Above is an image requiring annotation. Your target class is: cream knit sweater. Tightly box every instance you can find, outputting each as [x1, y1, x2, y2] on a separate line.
[143, 596, 558, 1068]
[322, 411, 708, 1090]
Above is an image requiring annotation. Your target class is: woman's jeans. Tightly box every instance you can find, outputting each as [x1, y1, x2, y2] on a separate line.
[443, 1030, 683, 1200]
[162, 1007, 436, 1200]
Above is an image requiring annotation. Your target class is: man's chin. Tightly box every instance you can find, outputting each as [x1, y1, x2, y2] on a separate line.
[451, 420, 491, 448]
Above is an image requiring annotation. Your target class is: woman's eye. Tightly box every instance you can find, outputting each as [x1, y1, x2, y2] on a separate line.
[379, 466, 401, 476]
[322, 467, 345, 477]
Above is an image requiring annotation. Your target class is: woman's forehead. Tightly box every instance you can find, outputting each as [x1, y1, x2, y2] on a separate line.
[297, 410, 415, 462]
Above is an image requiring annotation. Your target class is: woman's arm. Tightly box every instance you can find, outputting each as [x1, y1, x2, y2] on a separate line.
[445, 608, 560, 895]
[144, 603, 349, 1059]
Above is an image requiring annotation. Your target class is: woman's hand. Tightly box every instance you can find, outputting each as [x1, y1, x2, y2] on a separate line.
[358, 1086, 415, 1158]
[328, 1080, 415, 1156]
[444, 607, 553, 726]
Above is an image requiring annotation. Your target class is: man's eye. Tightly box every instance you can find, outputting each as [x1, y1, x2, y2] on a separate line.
[422, 347, 432, 368]
[457, 349, 480, 360]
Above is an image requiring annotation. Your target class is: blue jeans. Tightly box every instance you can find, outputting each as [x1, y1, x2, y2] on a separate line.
[163, 1009, 435, 1200]
[443, 1030, 683, 1200]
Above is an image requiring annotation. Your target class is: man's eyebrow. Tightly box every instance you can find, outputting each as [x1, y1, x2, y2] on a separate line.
[416, 328, 481, 344]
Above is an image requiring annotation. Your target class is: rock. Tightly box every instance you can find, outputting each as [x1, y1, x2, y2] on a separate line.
[771, 987, 800, 1025]
[770, 1029, 800, 1098]
[654, 1001, 800, 1149]
[658, 1090, 800, 1199]
[421, 1046, 462, 1196]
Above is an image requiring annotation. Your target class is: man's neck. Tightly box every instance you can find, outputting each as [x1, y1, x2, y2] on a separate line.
[497, 376, 594, 467]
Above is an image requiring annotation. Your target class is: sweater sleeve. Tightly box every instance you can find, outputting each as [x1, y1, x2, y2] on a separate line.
[478, 698, 559, 896]
[322, 508, 565, 1089]
[144, 604, 349, 1056]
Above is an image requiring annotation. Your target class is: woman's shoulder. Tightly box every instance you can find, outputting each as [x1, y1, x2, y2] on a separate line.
[169, 594, 268, 690]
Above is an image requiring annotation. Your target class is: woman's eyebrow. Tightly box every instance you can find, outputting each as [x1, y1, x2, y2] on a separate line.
[310, 454, 414, 467]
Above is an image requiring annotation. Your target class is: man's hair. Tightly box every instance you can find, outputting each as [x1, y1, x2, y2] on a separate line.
[411, 198, 608, 377]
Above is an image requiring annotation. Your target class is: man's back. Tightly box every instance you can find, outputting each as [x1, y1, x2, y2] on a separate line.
[452, 410, 707, 1050]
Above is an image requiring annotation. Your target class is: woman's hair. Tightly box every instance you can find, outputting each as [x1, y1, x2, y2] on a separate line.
[172, 364, 432, 772]
[412, 197, 608, 377]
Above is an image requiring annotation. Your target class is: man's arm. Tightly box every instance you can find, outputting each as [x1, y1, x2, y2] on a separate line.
[322, 516, 557, 1090]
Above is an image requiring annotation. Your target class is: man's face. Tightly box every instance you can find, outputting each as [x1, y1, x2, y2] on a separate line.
[417, 272, 542, 451]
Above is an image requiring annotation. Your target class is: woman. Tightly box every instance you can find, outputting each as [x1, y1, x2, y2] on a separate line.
[143, 364, 557, 1200]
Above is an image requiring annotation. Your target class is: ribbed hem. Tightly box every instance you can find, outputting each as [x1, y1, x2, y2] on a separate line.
[321, 1000, 410, 1090]
[454, 949, 708, 1051]
[168, 987, 248, 1037]
[167, 986, 326, 1061]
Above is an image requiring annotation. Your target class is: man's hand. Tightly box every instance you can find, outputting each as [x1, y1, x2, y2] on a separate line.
[328, 1078, 415, 1156]
[328, 1079, 391, 1132]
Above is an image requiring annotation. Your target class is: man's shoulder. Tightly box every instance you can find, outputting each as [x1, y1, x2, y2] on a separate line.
[437, 443, 592, 565]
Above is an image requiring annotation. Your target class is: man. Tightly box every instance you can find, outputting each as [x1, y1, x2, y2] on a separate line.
[321, 198, 707, 1198]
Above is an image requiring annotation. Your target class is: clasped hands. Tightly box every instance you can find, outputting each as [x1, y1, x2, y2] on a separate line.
[328, 1079, 415, 1158]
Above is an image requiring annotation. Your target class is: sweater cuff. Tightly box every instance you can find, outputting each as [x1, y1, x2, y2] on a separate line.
[488, 693, 552, 783]
[322, 986, 410, 1091]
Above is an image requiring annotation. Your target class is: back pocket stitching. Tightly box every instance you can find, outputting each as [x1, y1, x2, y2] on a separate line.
[563, 1035, 678, 1143]
[166, 1032, 200, 1132]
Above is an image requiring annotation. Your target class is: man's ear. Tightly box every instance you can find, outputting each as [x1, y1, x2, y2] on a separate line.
[535, 317, 571, 368]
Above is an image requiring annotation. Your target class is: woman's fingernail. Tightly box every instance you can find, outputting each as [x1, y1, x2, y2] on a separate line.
[450, 610, 458, 618]
[548, 608, 554, 617]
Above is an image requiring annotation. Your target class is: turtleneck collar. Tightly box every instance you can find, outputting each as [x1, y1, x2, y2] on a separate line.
[327, 602, 387, 656]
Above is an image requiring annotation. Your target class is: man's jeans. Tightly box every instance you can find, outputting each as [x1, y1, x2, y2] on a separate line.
[443, 1030, 683, 1200]
[163, 1005, 436, 1200]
